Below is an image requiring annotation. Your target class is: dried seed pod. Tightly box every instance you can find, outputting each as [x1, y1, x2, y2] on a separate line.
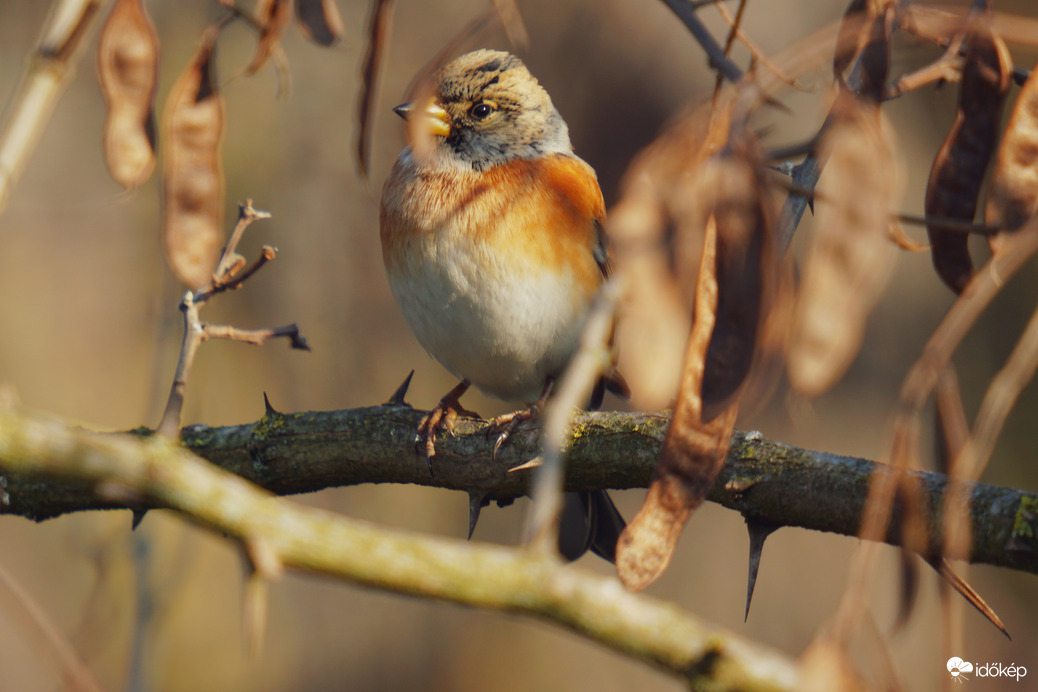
[616, 124, 779, 590]
[97, 0, 158, 189]
[925, 26, 1011, 293]
[247, 0, 292, 74]
[787, 94, 899, 397]
[296, 0, 344, 46]
[986, 57, 1038, 244]
[617, 214, 737, 591]
[162, 28, 225, 289]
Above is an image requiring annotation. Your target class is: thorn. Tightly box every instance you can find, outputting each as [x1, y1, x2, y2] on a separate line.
[508, 456, 543, 473]
[263, 392, 280, 416]
[468, 492, 488, 540]
[385, 370, 414, 406]
[131, 508, 147, 530]
[744, 518, 779, 621]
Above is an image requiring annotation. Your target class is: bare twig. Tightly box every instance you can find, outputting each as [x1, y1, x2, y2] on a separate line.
[156, 200, 306, 438]
[714, 1, 807, 90]
[0, 0, 102, 214]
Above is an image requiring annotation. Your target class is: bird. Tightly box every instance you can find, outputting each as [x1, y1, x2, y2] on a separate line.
[379, 49, 627, 561]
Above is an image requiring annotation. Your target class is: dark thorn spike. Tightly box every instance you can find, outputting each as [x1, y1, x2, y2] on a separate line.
[263, 392, 280, 416]
[131, 508, 148, 530]
[745, 518, 779, 621]
[467, 492, 488, 540]
[385, 370, 415, 406]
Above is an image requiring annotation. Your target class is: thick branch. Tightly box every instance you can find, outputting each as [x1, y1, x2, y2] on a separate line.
[1, 406, 1034, 576]
[0, 406, 796, 690]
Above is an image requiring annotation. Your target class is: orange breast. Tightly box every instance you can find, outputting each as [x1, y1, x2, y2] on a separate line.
[381, 153, 606, 298]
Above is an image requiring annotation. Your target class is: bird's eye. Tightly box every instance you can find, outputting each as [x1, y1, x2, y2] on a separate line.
[470, 102, 494, 120]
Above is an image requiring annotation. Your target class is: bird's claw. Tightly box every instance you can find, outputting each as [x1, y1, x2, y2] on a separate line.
[487, 406, 539, 458]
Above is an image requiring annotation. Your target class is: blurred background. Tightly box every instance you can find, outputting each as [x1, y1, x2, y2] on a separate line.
[0, 0, 1036, 690]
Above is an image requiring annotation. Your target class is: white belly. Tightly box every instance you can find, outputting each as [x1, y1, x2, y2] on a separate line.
[387, 233, 590, 403]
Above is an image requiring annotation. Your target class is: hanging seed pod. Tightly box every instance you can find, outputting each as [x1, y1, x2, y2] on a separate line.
[296, 0, 344, 46]
[97, 0, 159, 189]
[247, 0, 292, 75]
[986, 57, 1038, 246]
[161, 28, 225, 290]
[788, 95, 899, 397]
[925, 26, 1011, 293]
[616, 122, 778, 591]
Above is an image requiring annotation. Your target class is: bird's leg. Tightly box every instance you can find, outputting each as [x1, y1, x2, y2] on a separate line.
[416, 379, 480, 463]
[489, 377, 554, 457]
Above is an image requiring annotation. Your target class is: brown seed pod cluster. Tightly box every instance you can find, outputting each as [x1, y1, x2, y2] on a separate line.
[925, 24, 1012, 293]
[161, 29, 225, 290]
[97, 0, 159, 189]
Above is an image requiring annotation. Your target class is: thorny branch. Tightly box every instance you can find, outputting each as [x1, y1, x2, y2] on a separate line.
[1, 406, 1034, 577]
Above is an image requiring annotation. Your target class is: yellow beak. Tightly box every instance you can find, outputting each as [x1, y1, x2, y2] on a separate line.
[393, 100, 450, 137]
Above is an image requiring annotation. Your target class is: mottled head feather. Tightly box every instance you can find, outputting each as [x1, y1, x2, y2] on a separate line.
[425, 50, 572, 171]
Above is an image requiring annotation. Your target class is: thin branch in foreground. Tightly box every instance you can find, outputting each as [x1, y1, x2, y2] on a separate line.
[0, 406, 799, 690]
[525, 278, 623, 555]
[0, 0, 102, 214]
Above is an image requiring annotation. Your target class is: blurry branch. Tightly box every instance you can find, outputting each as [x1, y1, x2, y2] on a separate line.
[0, 0, 103, 214]
[0, 405, 797, 691]
[0, 562, 105, 692]
[1, 406, 1035, 577]
[658, 0, 744, 83]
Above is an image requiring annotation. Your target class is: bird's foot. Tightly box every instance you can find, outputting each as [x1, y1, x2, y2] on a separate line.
[416, 380, 479, 465]
[488, 402, 541, 457]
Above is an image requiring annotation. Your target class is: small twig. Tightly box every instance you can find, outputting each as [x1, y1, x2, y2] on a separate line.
[157, 294, 205, 439]
[769, 169, 1004, 238]
[883, 19, 967, 101]
[897, 212, 1001, 236]
[200, 245, 278, 301]
[156, 201, 306, 438]
[714, 0, 809, 91]
[205, 323, 310, 350]
[212, 200, 272, 285]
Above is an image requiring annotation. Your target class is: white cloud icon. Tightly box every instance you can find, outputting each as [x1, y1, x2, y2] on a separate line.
[947, 657, 974, 677]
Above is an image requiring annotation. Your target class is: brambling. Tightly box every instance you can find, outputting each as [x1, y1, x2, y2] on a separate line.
[380, 49, 626, 561]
